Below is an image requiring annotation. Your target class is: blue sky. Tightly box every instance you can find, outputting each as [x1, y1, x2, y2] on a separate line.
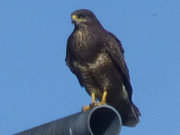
[0, 0, 180, 135]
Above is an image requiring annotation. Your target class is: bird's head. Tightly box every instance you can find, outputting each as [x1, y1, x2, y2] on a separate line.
[71, 9, 100, 28]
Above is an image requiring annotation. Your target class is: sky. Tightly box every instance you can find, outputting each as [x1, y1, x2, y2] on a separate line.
[0, 0, 180, 135]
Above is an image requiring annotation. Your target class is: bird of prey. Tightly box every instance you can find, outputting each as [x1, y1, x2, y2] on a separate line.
[65, 9, 141, 127]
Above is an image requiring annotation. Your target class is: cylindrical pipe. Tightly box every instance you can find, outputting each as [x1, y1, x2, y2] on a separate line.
[15, 105, 122, 135]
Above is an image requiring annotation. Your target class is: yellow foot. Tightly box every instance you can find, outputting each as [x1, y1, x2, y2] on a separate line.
[82, 102, 107, 112]
[82, 92, 96, 112]
[82, 91, 108, 112]
[82, 105, 90, 112]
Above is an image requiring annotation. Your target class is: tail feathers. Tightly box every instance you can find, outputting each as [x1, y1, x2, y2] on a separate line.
[117, 103, 141, 127]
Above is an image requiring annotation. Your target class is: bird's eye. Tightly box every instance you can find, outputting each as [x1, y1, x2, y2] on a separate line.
[78, 14, 87, 19]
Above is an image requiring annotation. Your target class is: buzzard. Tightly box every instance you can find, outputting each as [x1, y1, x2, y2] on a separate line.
[65, 9, 140, 127]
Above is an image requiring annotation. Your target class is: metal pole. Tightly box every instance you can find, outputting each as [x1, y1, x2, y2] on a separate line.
[15, 105, 122, 135]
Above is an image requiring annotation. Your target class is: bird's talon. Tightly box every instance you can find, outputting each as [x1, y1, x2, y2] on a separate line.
[82, 105, 90, 112]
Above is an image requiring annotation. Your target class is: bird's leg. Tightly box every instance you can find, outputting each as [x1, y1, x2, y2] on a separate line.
[91, 92, 96, 104]
[101, 91, 107, 104]
[82, 91, 107, 112]
[82, 92, 96, 112]
[96, 91, 107, 105]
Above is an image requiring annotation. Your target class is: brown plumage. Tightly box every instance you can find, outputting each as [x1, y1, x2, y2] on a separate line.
[65, 9, 140, 127]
